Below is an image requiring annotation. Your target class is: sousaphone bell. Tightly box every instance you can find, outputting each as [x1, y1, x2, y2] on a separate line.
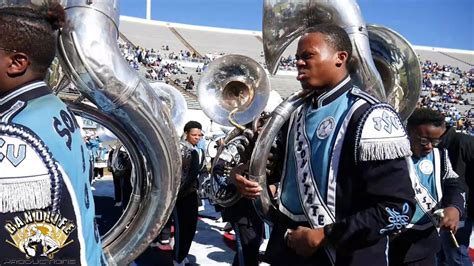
[197, 54, 271, 207]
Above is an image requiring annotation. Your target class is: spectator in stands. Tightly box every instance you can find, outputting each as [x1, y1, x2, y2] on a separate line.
[186, 75, 194, 91]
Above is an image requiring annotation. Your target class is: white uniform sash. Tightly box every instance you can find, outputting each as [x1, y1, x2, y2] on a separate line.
[407, 149, 442, 230]
[293, 105, 336, 227]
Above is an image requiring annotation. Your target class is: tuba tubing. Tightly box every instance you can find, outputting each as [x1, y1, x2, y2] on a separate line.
[263, 0, 386, 101]
[58, 0, 181, 264]
[249, 89, 314, 223]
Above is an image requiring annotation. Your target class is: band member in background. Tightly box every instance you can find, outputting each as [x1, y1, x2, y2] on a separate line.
[93, 141, 108, 180]
[214, 93, 283, 266]
[153, 121, 205, 265]
[0, 2, 105, 264]
[438, 112, 474, 266]
[212, 125, 264, 266]
[174, 121, 206, 264]
[108, 144, 133, 208]
[389, 108, 464, 265]
[234, 24, 416, 265]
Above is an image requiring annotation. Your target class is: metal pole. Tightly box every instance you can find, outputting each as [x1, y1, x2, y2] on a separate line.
[146, 0, 151, 20]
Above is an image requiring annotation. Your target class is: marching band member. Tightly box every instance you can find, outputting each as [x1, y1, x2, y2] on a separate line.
[153, 121, 205, 265]
[438, 113, 474, 266]
[0, 2, 105, 265]
[389, 108, 464, 266]
[234, 24, 416, 265]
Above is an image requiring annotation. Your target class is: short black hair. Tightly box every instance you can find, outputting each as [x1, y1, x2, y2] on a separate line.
[0, 1, 65, 74]
[305, 24, 353, 65]
[407, 108, 445, 129]
[184, 121, 202, 133]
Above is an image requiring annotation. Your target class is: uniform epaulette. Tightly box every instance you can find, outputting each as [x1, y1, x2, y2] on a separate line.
[355, 103, 412, 162]
[0, 122, 59, 213]
[350, 86, 380, 105]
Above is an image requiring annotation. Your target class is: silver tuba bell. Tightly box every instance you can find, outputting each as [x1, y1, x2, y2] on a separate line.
[198, 54, 270, 129]
[197, 55, 271, 207]
[251, 0, 422, 223]
[149, 82, 188, 136]
[55, 0, 181, 264]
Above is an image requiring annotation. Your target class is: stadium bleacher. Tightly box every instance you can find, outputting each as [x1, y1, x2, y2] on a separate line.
[118, 16, 473, 134]
[119, 17, 188, 54]
[176, 27, 264, 63]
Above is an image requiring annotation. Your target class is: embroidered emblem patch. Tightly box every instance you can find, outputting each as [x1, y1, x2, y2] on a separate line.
[372, 110, 400, 133]
[4, 210, 76, 259]
[379, 203, 410, 234]
[419, 159, 434, 175]
[316, 117, 335, 139]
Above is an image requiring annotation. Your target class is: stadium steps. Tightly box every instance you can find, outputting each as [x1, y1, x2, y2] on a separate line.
[438, 51, 474, 68]
[169, 27, 203, 58]
[119, 32, 137, 49]
[165, 77, 201, 110]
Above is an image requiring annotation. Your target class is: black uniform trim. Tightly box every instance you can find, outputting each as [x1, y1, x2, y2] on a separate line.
[0, 81, 51, 114]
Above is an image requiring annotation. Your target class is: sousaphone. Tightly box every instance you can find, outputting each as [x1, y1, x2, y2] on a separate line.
[0, 0, 182, 264]
[197, 54, 271, 207]
[251, 0, 422, 223]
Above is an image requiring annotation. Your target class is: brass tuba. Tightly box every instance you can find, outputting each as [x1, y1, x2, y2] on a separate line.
[41, 0, 180, 264]
[197, 54, 271, 207]
[251, 0, 422, 223]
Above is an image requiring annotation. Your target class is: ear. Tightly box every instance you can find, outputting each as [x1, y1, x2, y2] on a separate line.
[6, 52, 30, 76]
[335, 51, 348, 68]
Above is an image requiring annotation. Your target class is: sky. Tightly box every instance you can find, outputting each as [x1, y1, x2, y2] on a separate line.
[120, 0, 474, 51]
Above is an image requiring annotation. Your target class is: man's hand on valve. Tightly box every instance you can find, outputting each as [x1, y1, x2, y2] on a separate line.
[230, 163, 262, 199]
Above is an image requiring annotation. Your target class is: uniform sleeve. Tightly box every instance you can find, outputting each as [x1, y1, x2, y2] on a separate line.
[441, 149, 465, 215]
[326, 158, 416, 250]
[325, 103, 416, 250]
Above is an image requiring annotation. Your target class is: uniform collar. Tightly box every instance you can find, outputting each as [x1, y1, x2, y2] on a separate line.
[0, 80, 50, 113]
[313, 75, 352, 108]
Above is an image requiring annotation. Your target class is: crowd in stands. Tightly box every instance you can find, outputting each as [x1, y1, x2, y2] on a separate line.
[119, 42, 188, 82]
[119, 41, 473, 135]
[418, 60, 473, 134]
[167, 50, 220, 64]
[278, 55, 297, 71]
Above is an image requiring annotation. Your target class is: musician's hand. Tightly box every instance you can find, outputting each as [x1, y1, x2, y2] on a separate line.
[269, 184, 278, 198]
[440, 207, 460, 233]
[230, 163, 262, 199]
[286, 226, 325, 257]
[233, 174, 262, 199]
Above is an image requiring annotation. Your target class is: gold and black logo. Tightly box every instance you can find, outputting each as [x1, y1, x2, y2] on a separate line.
[4, 210, 76, 259]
